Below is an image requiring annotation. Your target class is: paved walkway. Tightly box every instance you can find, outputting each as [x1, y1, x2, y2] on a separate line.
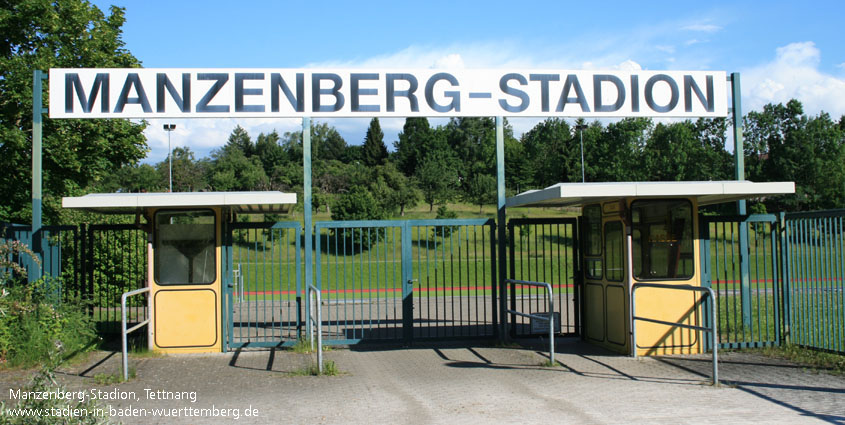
[2, 339, 844, 424]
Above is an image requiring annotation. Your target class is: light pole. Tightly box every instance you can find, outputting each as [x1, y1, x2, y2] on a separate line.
[575, 124, 587, 182]
[163, 124, 176, 192]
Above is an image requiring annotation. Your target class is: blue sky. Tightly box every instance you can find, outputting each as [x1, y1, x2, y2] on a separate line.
[89, 0, 845, 164]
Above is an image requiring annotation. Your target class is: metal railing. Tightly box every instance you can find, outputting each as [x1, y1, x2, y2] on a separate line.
[631, 283, 718, 386]
[307, 283, 323, 373]
[121, 287, 151, 382]
[233, 263, 243, 302]
[505, 279, 555, 364]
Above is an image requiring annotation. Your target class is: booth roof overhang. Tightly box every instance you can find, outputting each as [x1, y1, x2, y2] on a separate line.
[506, 181, 796, 209]
[62, 191, 297, 214]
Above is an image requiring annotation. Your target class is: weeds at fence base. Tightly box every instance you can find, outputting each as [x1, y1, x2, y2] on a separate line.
[752, 344, 845, 375]
[93, 367, 135, 385]
[287, 360, 339, 377]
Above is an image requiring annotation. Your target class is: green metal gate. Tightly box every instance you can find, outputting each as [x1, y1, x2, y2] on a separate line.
[782, 210, 845, 353]
[700, 214, 781, 349]
[507, 218, 580, 337]
[224, 221, 302, 350]
[314, 219, 498, 344]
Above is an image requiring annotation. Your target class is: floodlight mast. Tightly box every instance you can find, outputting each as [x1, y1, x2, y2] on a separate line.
[163, 124, 176, 192]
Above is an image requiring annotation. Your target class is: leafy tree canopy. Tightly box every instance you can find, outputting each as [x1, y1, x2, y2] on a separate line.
[0, 0, 147, 223]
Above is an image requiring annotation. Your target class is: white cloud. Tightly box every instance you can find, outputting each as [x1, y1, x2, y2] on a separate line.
[682, 23, 722, 33]
[742, 42, 845, 117]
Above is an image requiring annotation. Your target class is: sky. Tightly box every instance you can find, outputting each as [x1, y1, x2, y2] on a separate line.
[88, 0, 845, 164]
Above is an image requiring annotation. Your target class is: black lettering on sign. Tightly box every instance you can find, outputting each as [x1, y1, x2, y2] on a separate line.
[65, 73, 109, 113]
[235, 73, 265, 113]
[271, 73, 304, 113]
[644, 74, 678, 113]
[556, 74, 590, 112]
[196, 73, 230, 113]
[386, 73, 419, 112]
[684, 75, 714, 113]
[593, 74, 625, 113]
[499, 73, 529, 113]
[425, 73, 460, 113]
[114, 73, 152, 113]
[351, 73, 379, 112]
[312, 73, 344, 113]
[630, 75, 639, 113]
[156, 73, 191, 113]
[529, 74, 559, 112]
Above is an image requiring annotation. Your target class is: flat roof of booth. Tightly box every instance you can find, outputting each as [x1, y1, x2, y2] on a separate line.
[506, 181, 795, 208]
[62, 191, 297, 214]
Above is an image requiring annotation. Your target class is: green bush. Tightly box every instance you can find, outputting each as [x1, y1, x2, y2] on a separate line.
[432, 206, 459, 239]
[330, 187, 388, 251]
[0, 279, 98, 368]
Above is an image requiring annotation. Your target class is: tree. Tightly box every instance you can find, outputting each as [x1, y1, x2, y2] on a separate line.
[362, 118, 388, 166]
[394, 117, 434, 176]
[372, 163, 419, 217]
[504, 136, 532, 195]
[330, 186, 388, 249]
[207, 127, 268, 191]
[753, 101, 845, 210]
[446, 117, 496, 182]
[592, 118, 650, 182]
[156, 147, 208, 192]
[313, 122, 348, 161]
[521, 118, 579, 187]
[464, 174, 496, 212]
[416, 150, 459, 211]
[0, 1, 147, 223]
[118, 163, 162, 193]
[223, 125, 255, 157]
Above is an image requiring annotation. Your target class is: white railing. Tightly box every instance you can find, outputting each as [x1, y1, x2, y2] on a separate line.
[121, 287, 151, 381]
[505, 279, 555, 364]
[307, 283, 323, 373]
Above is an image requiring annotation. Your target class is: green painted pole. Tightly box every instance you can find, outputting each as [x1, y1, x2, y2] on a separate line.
[731, 73, 752, 327]
[31, 70, 47, 281]
[303, 117, 313, 339]
[496, 116, 507, 340]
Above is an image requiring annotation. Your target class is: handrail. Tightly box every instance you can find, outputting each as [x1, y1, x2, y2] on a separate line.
[631, 282, 718, 386]
[504, 279, 555, 364]
[121, 287, 151, 382]
[307, 283, 323, 373]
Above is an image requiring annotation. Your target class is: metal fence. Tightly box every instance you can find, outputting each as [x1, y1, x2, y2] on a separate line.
[314, 219, 498, 344]
[700, 214, 781, 349]
[83, 224, 148, 334]
[224, 221, 302, 349]
[2, 223, 80, 303]
[782, 210, 845, 353]
[507, 218, 580, 337]
[4, 208, 844, 355]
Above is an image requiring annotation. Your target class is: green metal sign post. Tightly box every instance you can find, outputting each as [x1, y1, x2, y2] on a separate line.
[30, 70, 47, 280]
[496, 116, 507, 340]
[731, 73, 753, 327]
[303, 117, 313, 338]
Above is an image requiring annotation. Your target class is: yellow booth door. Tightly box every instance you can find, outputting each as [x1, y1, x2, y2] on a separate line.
[149, 208, 222, 353]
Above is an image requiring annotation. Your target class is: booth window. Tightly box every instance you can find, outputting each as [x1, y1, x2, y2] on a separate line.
[604, 221, 624, 281]
[631, 200, 693, 280]
[155, 210, 216, 285]
[583, 204, 602, 279]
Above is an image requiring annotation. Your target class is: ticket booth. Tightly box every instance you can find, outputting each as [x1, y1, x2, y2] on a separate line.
[63, 191, 296, 353]
[507, 181, 794, 355]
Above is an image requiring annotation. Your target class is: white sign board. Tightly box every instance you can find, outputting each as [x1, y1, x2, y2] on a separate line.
[49, 68, 728, 119]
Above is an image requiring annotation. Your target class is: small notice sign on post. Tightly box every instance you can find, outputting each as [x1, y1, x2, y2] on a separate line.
[530, 312, 561, 335]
